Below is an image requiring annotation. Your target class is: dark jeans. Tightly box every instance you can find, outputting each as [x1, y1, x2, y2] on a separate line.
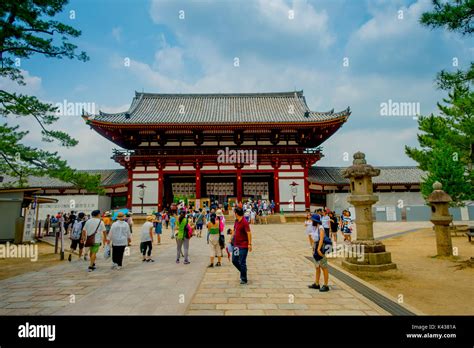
[112, 245, 126, 266]
[232, 247, 248, 282]
[140, 241, 152, 257]
[324, 228, 330, 238]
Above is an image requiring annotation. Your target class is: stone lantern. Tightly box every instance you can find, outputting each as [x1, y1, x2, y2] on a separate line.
[341, 152, 396, 271]
[426, 181, 453, 257]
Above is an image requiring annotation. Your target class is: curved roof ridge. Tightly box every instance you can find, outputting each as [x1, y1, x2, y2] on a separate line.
[133, 90, 305, 98]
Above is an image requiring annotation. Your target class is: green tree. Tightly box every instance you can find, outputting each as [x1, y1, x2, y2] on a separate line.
[0, 0, 101, 191]
[406, 0, 473, 204]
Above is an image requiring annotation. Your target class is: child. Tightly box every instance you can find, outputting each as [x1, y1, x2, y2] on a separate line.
[170, 214, 176, 239]
[225, 228, 233, 261]
[305, 212, 314, 246]
[341, 210, 353, 243]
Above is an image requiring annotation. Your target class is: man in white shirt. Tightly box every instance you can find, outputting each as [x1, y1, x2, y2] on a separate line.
[107, 212, 132, 269]
[81, 210, 107, 272]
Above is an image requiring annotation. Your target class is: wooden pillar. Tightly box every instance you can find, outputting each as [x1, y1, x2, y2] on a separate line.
[126, 167, 132, 210]
[158, 168, 164, 211]
[236, 167, 242, 203]
[195, 165, 201, 199]
[304, 166, 310, 210]
[273, 166, 280, 213]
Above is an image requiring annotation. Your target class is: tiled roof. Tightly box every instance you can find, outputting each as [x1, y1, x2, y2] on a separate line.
[87, 91, 350, 124]
[308, 166, 425, 185]
[1, 169, 128, 189]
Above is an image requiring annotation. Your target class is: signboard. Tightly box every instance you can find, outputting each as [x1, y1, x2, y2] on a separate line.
[386, 206, 397, 221]
[22, 205, 36, 242]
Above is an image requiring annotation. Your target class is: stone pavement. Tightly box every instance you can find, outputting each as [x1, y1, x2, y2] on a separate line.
[186, 223, 390, 315]
[0, 227, 210, 315]
[0, 222, 425, 315]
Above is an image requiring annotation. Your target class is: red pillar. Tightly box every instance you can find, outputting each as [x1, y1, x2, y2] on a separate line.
[236, 167, 242, 203]
[304, 166, 310, 211]
[273, 167, 280, 213]
[126, 167, 132, 210]
[158, 168, 164, 211]
[195, 165, 201, 199]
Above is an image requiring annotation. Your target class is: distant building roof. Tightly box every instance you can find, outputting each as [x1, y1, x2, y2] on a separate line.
[1, 169, 128, 189]
[308, 166, 425, 185]
[86, 91, 350, 125]
[1, 166, 424, 190]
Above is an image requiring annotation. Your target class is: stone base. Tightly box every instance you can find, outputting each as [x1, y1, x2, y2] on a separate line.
[341, 260, 397, 272]
[341, 240, 397, 272]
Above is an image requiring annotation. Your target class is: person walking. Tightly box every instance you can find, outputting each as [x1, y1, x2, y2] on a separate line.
[321, 210, 331, 238]
[206, 213, 222, 267]
[329, 211, 339, 242]
[68, 212, 86, 262]
[230, 207, 252, 285]
[164, 211, 169, 230]
[43, 214, 50, 236]
[81, 210, 107, 272]
[195, 208, 205, 238]
[107, 212, 132, 270]
[304, 212, 313, 243]
[103, 211, 112, 236]
[140, 215, 155, 262]
[170, 213, 177, 239]
[308, 214, 330, 292]
[154, 213, 163, 245]
[176, 211, 190, 264]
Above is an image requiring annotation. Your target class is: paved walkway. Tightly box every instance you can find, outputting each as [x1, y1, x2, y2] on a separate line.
[0, 222, 427, 315]
[186, 223, 390, 315]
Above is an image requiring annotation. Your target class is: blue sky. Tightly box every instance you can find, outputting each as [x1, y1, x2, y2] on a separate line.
[3, 0, 473, 169]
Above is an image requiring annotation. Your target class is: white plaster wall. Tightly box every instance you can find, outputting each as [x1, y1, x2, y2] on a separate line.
[279, 177, 305, 203]
[132, 180, 158, 205]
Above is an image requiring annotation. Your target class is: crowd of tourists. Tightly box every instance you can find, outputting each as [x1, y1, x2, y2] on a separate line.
[48, 201, 357, 293]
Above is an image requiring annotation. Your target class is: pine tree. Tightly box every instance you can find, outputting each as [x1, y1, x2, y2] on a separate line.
[406, 0, 473, 205]
[0, 0, 101, 191]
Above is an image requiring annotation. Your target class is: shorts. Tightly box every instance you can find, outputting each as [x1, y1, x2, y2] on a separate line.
[155, 226, 162, 235]
[70, 239, 84, 250]
[90, 243, 101, 254]
[314, 256, 328, 268]
[196, 223, 203, 230]
[209, 234, 222, 257]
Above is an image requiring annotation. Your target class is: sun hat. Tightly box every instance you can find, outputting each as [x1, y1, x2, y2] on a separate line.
[146, 215, 154, 221]
[117, 212, 125, 218]
[216, 209, 224, 217]
[310, 214, 321, 224]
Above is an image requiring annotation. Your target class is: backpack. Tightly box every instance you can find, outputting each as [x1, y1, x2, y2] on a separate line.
[71, 220, 83, 240]
[184, 219, 193, 239]
[313, 226, 333, 261]
[218, 217, 225, 233]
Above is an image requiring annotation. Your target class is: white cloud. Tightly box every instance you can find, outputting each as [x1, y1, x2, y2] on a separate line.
[0, 69, 43, 95]
[256, 0, 334, 47]
[318, 127, 418, 167]
[355, 0, 431, 42]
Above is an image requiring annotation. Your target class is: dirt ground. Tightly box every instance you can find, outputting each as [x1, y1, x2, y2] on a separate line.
[0, 241, 62, 281]
[335, 228, 474, 315]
